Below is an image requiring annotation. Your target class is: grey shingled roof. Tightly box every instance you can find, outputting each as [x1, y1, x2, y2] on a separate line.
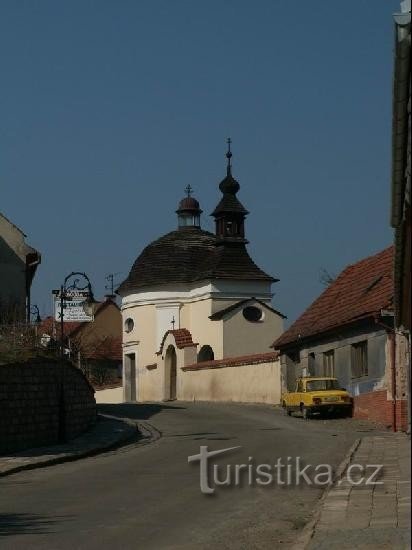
[117, 228, 276, 294]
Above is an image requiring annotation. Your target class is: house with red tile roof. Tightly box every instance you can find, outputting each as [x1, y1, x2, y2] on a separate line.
[273, 246, 409, 431]
[39, 298, 122, 384]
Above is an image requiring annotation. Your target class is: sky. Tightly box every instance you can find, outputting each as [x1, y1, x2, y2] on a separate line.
[0, 0, 401, 324]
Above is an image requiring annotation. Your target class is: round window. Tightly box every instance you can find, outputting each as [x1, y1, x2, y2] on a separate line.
[124, 318, 134, 333]
[242, 306, 264, 323]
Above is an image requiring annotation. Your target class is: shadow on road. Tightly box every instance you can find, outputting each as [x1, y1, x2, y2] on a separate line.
[0, 513, 71, 536]
[98, 402, 186, 421]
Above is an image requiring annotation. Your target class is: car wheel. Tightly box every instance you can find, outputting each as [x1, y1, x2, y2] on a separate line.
[345, 408, 353, 418]
[282, 402, 292, 416]
[301, 405, 311, 420]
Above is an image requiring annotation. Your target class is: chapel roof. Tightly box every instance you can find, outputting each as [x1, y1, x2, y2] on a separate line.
[117, 141, 277, 295]
[117, 228, 276, 294]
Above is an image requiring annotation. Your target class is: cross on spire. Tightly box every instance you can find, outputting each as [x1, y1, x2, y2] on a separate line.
[226, 137, 232, 175]
[171, 316, 176, 330]
[185, 184, 193, 197]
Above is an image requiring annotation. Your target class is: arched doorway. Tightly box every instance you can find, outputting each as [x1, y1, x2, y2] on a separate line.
[165, 345, 177, 401]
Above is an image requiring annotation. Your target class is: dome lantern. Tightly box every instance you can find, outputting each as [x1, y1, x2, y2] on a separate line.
[176, 185, 202, 229]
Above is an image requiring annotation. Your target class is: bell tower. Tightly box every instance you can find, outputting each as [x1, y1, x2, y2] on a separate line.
[211, 139, 249, 243]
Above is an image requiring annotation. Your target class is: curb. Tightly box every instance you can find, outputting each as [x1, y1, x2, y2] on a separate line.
[0, 414, 159, 478]
[291, 437, 361, 550]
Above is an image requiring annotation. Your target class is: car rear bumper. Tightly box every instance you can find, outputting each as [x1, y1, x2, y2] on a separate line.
[309, 403, 352, 414]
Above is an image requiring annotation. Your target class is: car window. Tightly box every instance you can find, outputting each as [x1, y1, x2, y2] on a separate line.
[306, 379, 340, 391]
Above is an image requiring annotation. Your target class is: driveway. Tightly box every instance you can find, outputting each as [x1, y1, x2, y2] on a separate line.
[0, 402, 384, 549]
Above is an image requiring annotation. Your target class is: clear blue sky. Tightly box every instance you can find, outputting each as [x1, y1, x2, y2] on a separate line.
[0, 0, 400, 323]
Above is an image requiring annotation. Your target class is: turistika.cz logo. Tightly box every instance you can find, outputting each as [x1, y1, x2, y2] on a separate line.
[188, 446, 383, 495]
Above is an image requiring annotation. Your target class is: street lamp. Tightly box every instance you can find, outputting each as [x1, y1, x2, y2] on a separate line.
[53, 272, 94, 444]
[58, 272, 95, 359]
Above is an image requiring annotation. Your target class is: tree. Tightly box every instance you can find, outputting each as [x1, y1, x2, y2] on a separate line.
[319, 267, 336, 287]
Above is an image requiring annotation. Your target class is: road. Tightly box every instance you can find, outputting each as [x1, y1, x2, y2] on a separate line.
[0, 402, 383, 549]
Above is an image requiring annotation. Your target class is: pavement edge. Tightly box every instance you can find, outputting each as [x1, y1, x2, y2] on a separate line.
[0, 413, 160, 478]
[290, 437, 362, 550]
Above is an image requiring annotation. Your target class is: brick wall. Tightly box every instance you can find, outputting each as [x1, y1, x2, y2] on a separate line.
[0, 358, 96, 454]
[353, 389, 408, 432]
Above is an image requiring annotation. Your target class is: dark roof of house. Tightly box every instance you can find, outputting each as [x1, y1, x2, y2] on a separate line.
[209, 298, 286, 320]
[117, 228, 276, 294]
[273, 246, 394, 349]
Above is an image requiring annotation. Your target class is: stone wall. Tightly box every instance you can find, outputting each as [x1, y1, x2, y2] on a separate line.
[0, 359, 96, 454]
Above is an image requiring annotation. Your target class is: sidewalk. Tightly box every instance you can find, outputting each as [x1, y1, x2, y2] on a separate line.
[307, 434, 411, 549]
[0, 414, 139, 477]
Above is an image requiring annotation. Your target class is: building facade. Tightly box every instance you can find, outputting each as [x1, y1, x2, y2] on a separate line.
[391, 0, 411, 432]
[0, 212, 41, 322]
[274, 247, 409, 431]
[40, 298, 122, 371]
[117, 145, 285, 404]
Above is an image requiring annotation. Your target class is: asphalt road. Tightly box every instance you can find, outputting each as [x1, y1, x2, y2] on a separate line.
[0, 402, 383, 549]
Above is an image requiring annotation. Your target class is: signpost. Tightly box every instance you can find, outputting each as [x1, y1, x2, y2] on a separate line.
[53, 290, 94, 323]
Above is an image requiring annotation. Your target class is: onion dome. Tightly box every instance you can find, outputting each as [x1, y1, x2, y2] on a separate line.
[176, 185, 202, 229]
[211, 139, 249, 241]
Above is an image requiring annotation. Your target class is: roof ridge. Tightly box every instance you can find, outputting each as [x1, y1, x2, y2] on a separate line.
[273, 246, 394, 349]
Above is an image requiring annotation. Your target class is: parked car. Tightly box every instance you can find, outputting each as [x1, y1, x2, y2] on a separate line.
[281, 377, 352, 419]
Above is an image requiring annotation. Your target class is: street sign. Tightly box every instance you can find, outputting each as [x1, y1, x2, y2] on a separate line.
[53, 290, 94, 322]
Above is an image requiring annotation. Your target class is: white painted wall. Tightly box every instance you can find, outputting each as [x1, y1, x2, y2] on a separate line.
[95, 387, 123, 404]
[121, 280, 283, 404]
[180, 361, 281, 404]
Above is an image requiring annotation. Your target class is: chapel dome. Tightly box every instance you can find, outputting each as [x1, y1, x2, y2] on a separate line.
[117, 141, 277, 296]
[177, 196, 201, 212]
[117, 227, 275, 295]
[117, 228, 216, 294]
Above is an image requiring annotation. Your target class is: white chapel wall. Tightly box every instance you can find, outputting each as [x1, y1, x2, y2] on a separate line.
[223, 306, 284, 357]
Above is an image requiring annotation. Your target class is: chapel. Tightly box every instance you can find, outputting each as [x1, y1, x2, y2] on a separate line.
[117, 142, 285, 403]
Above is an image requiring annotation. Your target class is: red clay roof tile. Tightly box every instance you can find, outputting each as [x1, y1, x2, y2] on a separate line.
[157, 328, 198, 355]
[273, 246, 394, 349]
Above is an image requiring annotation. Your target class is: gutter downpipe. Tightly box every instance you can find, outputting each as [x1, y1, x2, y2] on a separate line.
[389, 331, 397, 433]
